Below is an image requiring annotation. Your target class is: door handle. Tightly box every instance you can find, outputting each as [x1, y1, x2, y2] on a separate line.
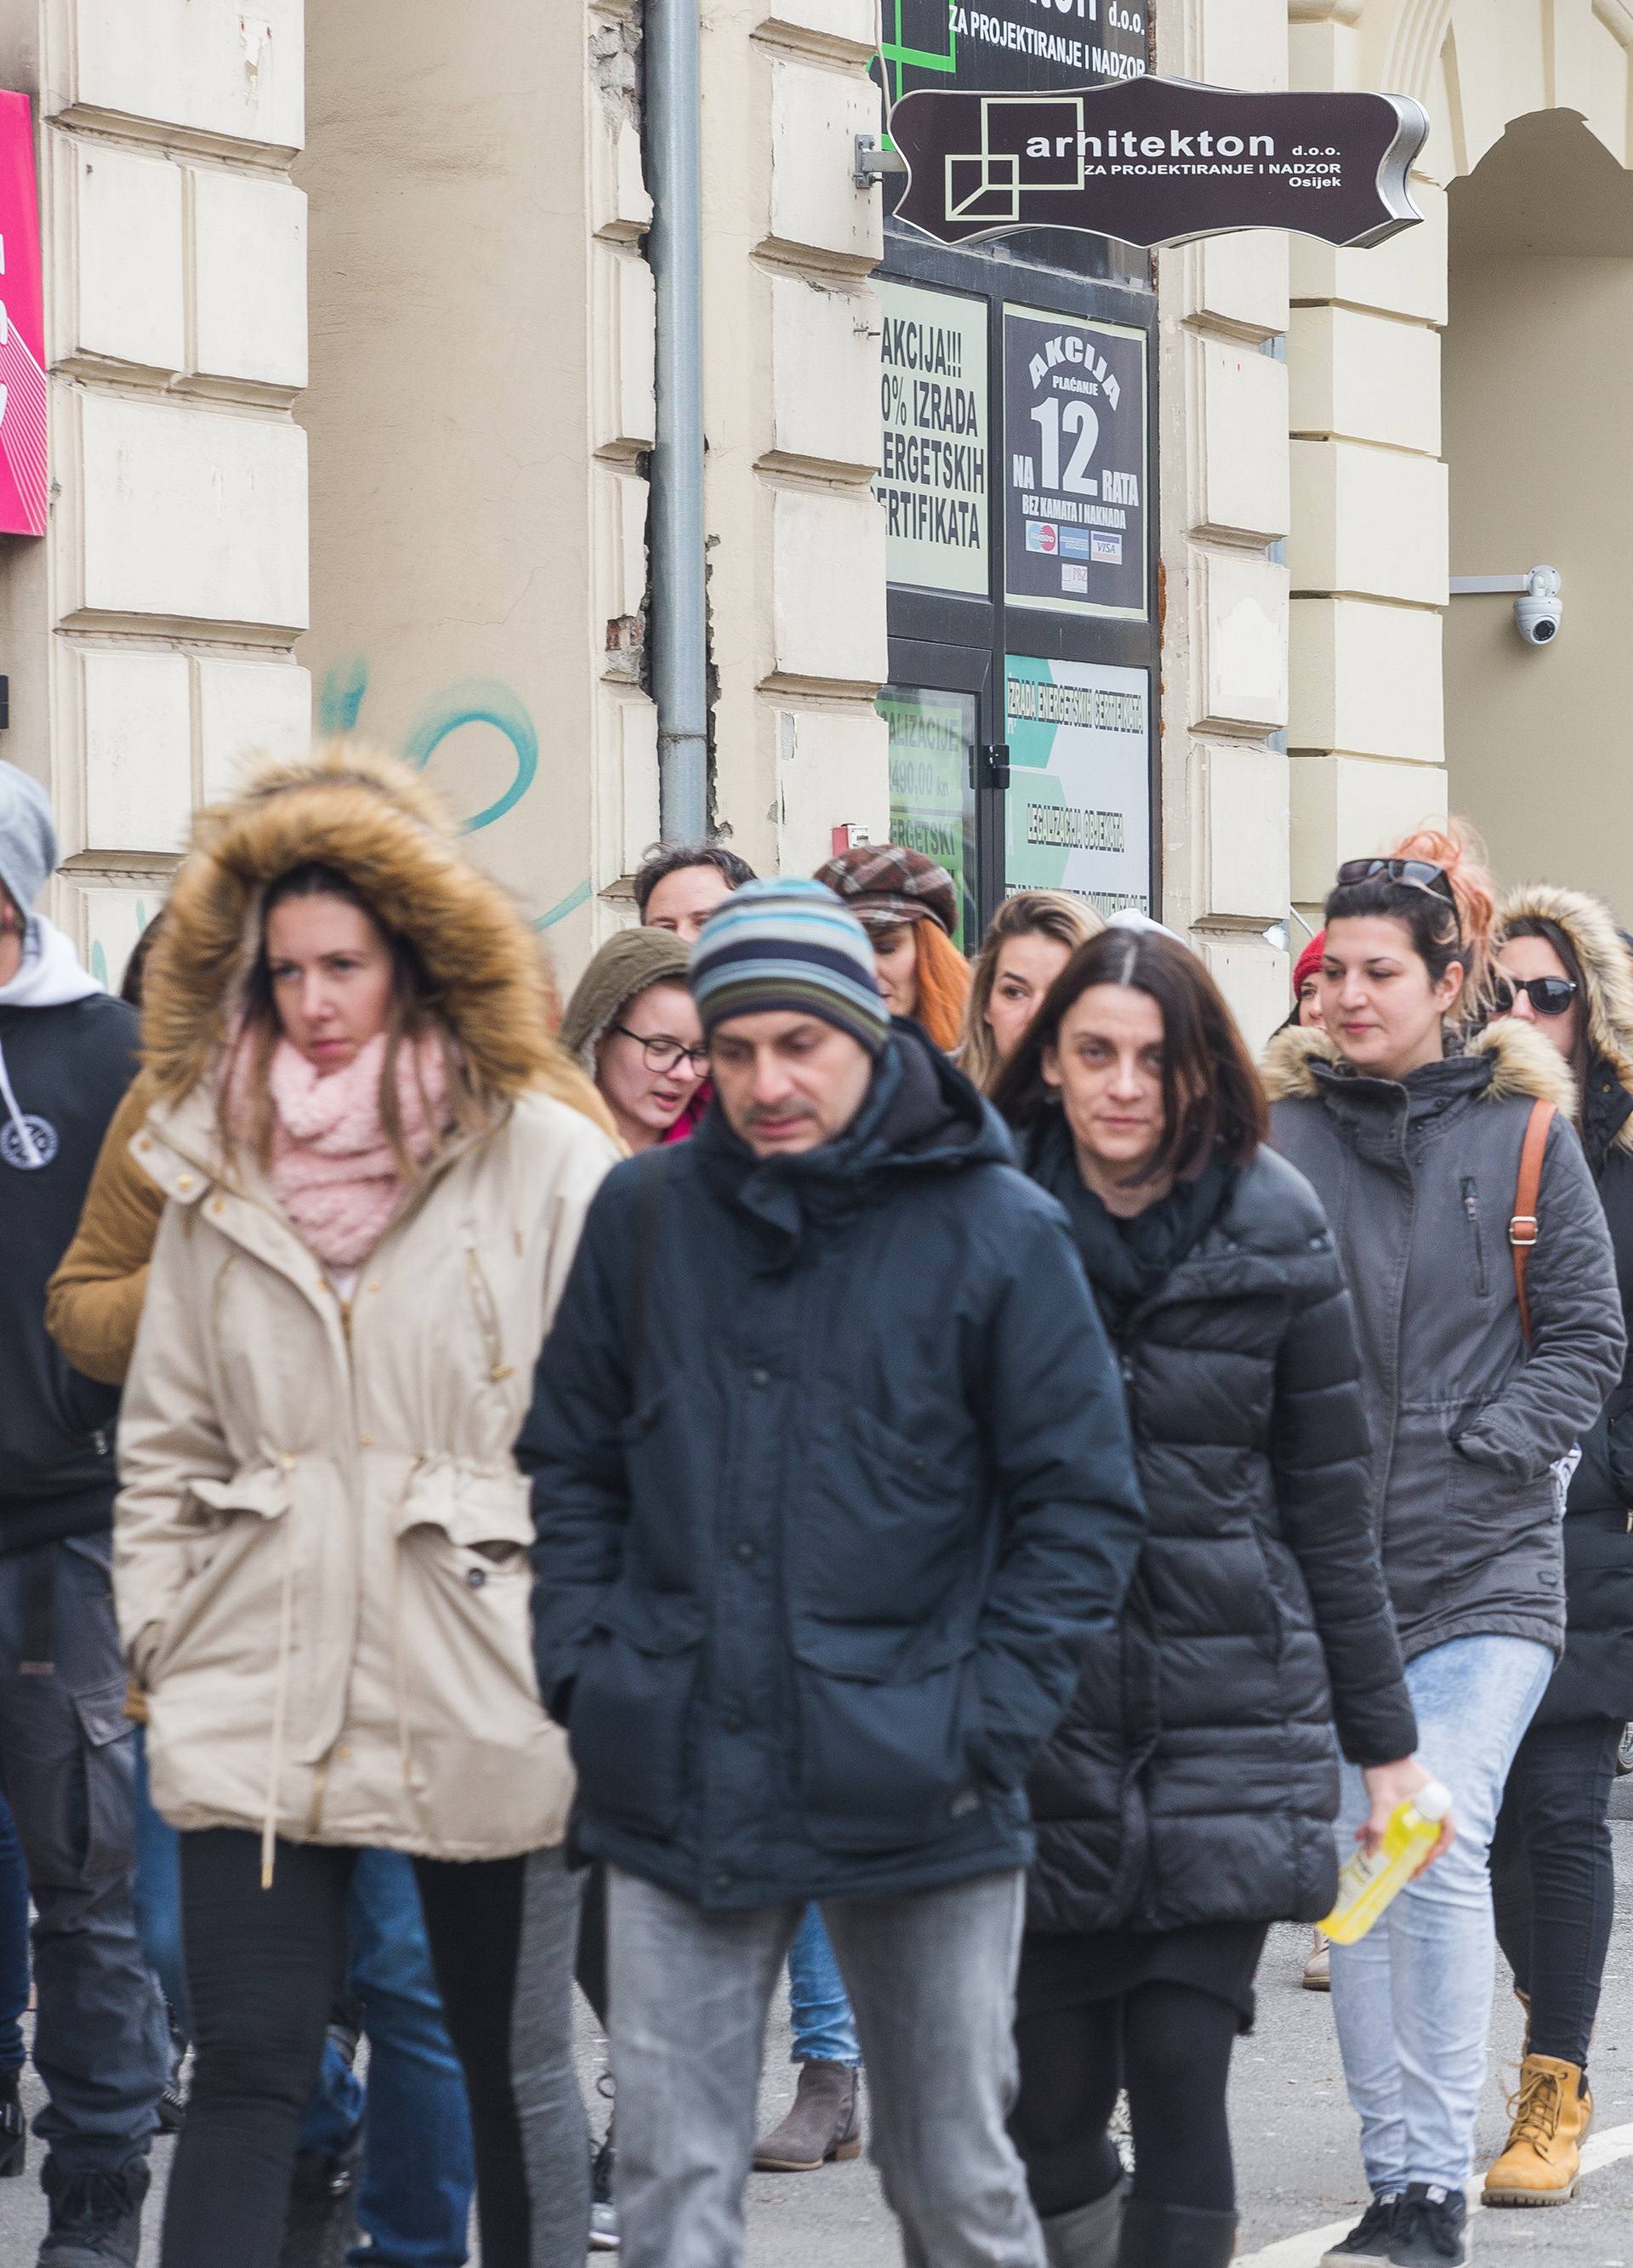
[977, 744, 1011, 792]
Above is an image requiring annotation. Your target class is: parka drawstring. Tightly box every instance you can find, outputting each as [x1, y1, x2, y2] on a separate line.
[0, 1034, 44, 1167]
[261, 1514, 299, 1889]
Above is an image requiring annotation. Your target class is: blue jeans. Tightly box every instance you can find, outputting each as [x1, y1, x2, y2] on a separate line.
[1329, 1633, 1554, 2195]
[131, 1744, 473, 2265]
[787, 1906, 860, 2066]
[0, 1790, 29, 2075]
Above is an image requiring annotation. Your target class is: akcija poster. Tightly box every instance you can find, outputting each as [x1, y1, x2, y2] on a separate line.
[1003, 306, 1147, 621]
[1004, 657, 1150, 915]
[874, 281, 989, 598]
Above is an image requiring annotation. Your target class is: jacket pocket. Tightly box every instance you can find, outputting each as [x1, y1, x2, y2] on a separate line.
[149, 1466, 293, 1683]
[570, 1587, 704, 1838]
[395, 1463, 543, 1742]
[793, 1621, 982, 1855]
[799, 1407, 975, 1627]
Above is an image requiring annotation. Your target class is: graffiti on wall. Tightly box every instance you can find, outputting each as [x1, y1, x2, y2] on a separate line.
[319, 658, 589, 929]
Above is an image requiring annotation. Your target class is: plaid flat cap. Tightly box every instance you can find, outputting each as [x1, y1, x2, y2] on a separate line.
[811, 843, 957, 937]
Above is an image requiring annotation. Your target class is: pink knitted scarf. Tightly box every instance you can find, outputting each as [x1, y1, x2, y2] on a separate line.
[234, 1030, 452, 1272]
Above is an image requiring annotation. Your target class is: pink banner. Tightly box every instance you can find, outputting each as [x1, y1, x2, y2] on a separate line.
[0, 92, 45, 539]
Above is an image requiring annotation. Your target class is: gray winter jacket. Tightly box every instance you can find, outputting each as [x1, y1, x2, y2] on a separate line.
[1265, 1022, 1624, 1664]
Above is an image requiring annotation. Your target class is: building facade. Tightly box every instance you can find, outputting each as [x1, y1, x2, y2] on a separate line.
[0, 0, 1625, 1043]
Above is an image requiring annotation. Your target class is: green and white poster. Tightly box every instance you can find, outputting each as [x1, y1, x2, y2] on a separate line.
[1004, 656, 1150, 915]
[879, 684, 976, 947]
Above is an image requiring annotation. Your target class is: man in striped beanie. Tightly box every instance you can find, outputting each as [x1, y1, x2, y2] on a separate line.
[523, 875, 1146, 2268]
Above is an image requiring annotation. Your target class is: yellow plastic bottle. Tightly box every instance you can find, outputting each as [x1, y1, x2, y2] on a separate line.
[1318, 1781, 1453, 1946]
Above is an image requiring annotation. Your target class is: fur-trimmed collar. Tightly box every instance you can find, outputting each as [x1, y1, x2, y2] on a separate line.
[140, 739, 605, 1130]
[1500, 882, 1633, 1154]
[1261, 1017, 1579, 1118]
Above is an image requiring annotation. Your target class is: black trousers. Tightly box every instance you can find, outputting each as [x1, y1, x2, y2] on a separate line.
[1490, 1715, 1621, 2072]
[1011, 1983, 1242, 2219]
[161, 1831, 598, 2268]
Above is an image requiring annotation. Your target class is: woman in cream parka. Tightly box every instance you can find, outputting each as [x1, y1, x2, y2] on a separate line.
[114, 742, 618, 2268]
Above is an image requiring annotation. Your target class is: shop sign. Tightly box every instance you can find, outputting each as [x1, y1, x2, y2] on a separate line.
[888, 76, 1429, 250]
[875, 281, 990, 599]
[0, 92, 43, 538]
[875, 0, 1147, 111]
[1004, 657, 1149, 914]
[1004, 306, 1145, 622]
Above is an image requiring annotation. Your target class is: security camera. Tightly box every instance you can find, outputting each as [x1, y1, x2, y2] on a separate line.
[1514, 566, 1562, 647]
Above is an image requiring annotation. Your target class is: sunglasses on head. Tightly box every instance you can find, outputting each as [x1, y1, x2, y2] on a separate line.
[1493, 974, 1579, 1018]
[1334, 857, 1456, 906]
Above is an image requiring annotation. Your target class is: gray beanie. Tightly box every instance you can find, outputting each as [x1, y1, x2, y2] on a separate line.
[0, 764, 56, 919]
[559, 927, 693, 1070]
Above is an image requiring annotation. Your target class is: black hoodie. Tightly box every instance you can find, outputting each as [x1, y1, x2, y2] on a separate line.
[0, 930, 138, 1547]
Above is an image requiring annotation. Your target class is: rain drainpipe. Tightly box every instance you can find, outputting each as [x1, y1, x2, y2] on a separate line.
[647, 0, 709, 843]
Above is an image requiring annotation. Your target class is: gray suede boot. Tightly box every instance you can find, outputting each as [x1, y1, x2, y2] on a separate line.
[1117, 2197, 1238, 2267]
[751, 2060, 862, 2170]
[1042, 2178, 1125, 2267]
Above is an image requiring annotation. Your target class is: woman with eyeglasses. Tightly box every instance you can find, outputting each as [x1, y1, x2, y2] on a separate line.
[1477, 887, 1633, 2210]
[560, 930, 709, 1153]
[1264, 826, 1624, 2268]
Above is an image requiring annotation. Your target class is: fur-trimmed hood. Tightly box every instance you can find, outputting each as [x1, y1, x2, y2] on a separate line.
[1260, 1016, 1578, 1119]
[141, 740, 602, 1126]
[1500, 882, 1633, 1153]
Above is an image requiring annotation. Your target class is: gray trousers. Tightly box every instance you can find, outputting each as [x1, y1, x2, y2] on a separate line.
[0, 1532, 167, 2171]
[608, 1865, 1045, 2268]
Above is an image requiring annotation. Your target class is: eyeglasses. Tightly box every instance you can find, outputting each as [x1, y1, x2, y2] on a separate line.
[1493, 974, 1579, 1019]
[609, 1024, 709, 1076]
[1334, 857, 1456, 906]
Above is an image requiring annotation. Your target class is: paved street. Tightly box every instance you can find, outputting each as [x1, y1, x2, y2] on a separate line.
[9, 1783, 1633, 2263]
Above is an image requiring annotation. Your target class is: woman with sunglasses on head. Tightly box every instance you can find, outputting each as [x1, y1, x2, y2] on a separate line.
[1477, 888, 1633, 2209]
[560, 929, 708, 1152]
[995, 926, 1425, 2268]
[1264, 827, 1624, 2268]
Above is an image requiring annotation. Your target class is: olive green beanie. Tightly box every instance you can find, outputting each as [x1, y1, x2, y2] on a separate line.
[558, 927, 694, 1072]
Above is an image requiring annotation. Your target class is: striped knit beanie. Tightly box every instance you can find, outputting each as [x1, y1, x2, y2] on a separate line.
[690, 878, 889, 1056]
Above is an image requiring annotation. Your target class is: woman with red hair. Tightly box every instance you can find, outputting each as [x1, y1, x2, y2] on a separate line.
[811, 846, 971, 1056]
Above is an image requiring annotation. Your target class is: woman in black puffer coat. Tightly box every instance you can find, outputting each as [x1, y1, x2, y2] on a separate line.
[993, 927, 1425, 2268]
[1482, 886, 1633, 2207]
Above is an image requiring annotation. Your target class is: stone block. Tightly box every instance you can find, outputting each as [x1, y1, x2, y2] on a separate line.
[191, 167, 307, 389]
[590, 116, 651, 241]
[769, 483, 888, 687]
[1289, 750, 1448, 903]
[1289, 180, 1448, 325]
[1186, 335, 1289, 544]
[595, 682, 659, 882]
[757, 0, 878, 53]
[594, 464, 651, 630]
[1192, 548, 1289, 736]
[1193, 932, 1290, 1056]
[78, 883, 161, 996]
[59, 0, 304, 151]
[1198, 741, 1289, 920]
[1179, 231, 1289, 339]
[79, 647, 191, 853]
[1199, 6, 1288, 92]
[776, 702, 889, 876]
[591, 243, 655, 455]
[75, 393, 309, 629]
[1289, 439, 1448, 608]
[1289, 305, 1439, 454]
[196, 655, 311, 803]
[1289, 596, 1442, 764]
[52, 138, 185, 372]
[770, 271, 879, 472]
[767, 59, 881, 267]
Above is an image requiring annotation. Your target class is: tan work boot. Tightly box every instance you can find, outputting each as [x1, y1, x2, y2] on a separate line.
[1302, 1930, 1331, 1992]
[1482, 2053, 1592, 2207]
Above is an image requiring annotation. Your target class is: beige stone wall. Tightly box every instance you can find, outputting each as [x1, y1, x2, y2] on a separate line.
[1287, 0, 1633, 926]
[1157, 0, 1293, 1045]
[299, 2, 655, 977]
[3, 0, 312, 986]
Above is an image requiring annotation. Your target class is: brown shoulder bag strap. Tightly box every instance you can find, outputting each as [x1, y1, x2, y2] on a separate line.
[1510, 1097, 1555, 1349]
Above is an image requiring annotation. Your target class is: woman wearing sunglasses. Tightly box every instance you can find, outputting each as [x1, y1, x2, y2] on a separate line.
[1264, 827, 1624, 2268]
[560, 930, 709, 1153]
[1479, 888, 1633, 2209]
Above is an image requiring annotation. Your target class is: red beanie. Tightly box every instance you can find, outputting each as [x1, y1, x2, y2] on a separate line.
[1292, 932, 1326, 998]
